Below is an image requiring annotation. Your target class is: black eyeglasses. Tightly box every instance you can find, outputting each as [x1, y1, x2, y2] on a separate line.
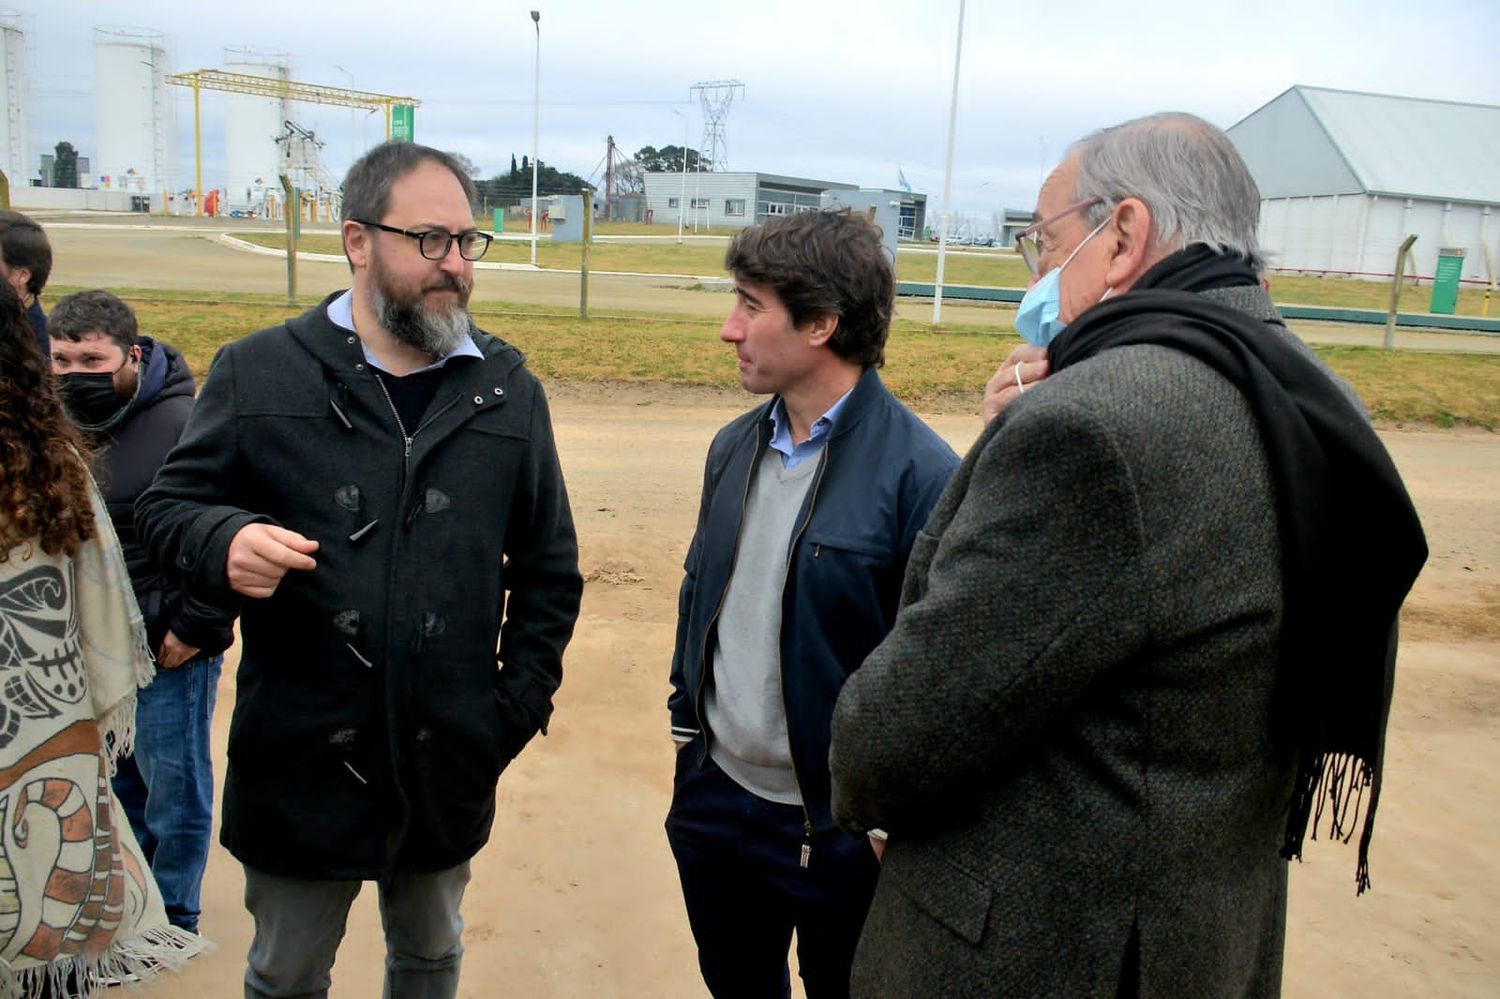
[353, 219, 493, 261]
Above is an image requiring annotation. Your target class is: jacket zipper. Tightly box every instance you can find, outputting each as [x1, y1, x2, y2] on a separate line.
[691, 427, 761, 754]
[373, 373, 414, 466]
[779, 442, 830, 868]
[694, 418, 828, 870]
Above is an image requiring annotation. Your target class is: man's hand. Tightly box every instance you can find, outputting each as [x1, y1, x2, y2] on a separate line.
[226, 523, 319, 598]
[983, 344, 1050, 424]
[157, 630, 200, 669]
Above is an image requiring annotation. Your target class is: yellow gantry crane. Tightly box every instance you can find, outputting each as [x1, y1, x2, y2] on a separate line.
[164, 69, 421, 217]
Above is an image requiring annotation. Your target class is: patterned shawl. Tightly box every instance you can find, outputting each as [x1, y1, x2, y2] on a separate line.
[0, 483, 208, 997]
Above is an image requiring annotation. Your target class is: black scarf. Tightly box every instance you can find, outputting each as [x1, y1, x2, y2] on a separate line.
[1049, 245, 1427, 892]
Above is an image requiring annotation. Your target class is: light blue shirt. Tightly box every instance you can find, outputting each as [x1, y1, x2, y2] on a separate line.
[326, 289, 482, 375]
[768, 386, 854, 469]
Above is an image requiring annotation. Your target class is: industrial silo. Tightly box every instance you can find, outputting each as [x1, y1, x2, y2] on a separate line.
[223, 47, 289, 215]
[93, 26, 171, 198]
[0, 12, 27, 188]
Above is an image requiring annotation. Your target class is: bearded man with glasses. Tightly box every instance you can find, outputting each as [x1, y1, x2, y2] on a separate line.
[137, 140, 582, 998]
[829, 113, 1426, 997]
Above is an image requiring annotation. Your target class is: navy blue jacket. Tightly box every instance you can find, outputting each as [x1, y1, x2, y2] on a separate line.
[669, 366, 958, 831]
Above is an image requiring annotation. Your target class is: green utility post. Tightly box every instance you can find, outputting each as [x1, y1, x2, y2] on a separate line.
[280, 174, 299, 305]
[1383, 234, 1418, 349]
[1429, 247, 1465, 315]
[391, 104, 415, 142]
[492, 208, 504, 234]
[579, 188, 592, 320]
[0, 171, 9, 209]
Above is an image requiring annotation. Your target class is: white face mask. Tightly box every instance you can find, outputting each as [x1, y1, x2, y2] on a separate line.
[1014, 217, 1110, 347]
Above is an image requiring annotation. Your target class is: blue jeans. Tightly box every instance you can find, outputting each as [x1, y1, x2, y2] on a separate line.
[241, 862, 470, 999]
[112, 653, 223, 933]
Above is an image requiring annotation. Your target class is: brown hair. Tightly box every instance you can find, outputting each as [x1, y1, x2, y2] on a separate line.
[0, 210, 52, 296]
[0, 282, 96, 560]
[724, 209, 894, 368]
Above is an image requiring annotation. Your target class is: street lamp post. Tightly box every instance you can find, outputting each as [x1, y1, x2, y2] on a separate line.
[932, 0, 966, 325]
[672, 109, 689, 244]
[530, 9, 541, 267]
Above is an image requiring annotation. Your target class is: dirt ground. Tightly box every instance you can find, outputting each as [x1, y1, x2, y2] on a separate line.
[32, 220, 1498, 995]
[121, 379, 1497, 999]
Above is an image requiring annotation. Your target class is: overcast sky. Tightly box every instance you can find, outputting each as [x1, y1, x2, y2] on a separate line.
[13, 0, 1500, 218]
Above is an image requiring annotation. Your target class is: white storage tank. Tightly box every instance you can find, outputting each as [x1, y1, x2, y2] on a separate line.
[93, 26, 171, 196]
[0, 12, 27, 188]
[223, 47, 288, 213]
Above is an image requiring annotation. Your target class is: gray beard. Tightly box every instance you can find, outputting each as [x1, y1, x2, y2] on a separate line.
[369, 284, 472, 358]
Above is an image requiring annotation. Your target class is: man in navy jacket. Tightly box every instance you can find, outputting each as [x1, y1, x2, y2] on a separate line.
[667, 209, 958, 998]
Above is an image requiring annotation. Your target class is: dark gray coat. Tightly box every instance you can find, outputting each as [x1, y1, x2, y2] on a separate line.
[830, 289, 1344, 998]
[136, 294, 582, 879]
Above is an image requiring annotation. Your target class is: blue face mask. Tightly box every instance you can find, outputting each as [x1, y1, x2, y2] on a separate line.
[1014, 217, 1111, 347]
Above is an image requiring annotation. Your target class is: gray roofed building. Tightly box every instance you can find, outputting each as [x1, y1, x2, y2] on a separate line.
[641, 170, 927, 240]
[1227, 86, 1499, 285]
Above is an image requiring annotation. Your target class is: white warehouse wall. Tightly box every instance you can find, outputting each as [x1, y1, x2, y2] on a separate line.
[1258, 194, 1497, 284]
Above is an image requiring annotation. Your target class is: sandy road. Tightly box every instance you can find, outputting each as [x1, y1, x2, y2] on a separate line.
[130, 380, 1499, 998]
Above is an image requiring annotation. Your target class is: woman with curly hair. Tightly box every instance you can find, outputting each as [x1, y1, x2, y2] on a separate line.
[0, 283, 206, 996]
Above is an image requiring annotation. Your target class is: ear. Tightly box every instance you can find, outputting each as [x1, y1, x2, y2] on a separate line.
[804, 312, 839, 348]
[343, 220, 371, 268]
[1103, 197, 1155, 289]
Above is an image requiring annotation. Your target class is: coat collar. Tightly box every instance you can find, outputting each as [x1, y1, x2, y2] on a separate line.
[758, 364, 886, 443]
[287, 290, 524, 381]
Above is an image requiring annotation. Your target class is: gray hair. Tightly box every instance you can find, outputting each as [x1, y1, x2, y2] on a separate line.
[1069, 112, 1263, 273]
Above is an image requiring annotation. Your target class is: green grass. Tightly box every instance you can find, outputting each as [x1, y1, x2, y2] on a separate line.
[237, 232, 1498, 316]
[98, 291, 1500, 430]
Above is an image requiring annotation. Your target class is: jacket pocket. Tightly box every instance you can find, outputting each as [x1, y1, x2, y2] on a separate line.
[890, 852, 994, 945]
[802, 529, 894, 563]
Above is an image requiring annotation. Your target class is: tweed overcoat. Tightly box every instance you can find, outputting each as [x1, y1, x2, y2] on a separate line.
[830, 288, 1353, 998]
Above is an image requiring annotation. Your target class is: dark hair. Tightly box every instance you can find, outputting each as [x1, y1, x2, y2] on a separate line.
[0, 210, 52, 296]
[49, 289, 139, 355]
[342, 140, 476, 219]
[724, 209, 893, 368]
[0, 282, 96, 560]
[340, 142, 478, 271]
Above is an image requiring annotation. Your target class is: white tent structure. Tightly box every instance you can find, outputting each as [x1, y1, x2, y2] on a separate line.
[1227, 86, 1499, 285]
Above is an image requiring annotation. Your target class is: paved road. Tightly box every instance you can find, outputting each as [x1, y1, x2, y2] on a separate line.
[44, 218, 1500, 352]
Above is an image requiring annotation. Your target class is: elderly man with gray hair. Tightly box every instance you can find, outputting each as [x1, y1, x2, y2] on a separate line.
[828, 112, 1427, 997]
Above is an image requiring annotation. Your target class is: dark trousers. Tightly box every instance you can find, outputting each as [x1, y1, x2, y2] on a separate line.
[665, 750, 880, 999]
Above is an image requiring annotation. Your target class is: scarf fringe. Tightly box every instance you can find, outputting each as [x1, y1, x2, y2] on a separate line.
[0, 925, 212, 998]
[96, 690, 138, 776]
[1281, 750, 1376, 895]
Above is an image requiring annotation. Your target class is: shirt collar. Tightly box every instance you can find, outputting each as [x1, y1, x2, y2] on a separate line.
[327, 288, 483, 375]
[768, 385, 854, 458]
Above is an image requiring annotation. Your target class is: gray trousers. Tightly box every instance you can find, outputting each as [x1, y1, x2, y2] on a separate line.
[242, 861, 471, 999]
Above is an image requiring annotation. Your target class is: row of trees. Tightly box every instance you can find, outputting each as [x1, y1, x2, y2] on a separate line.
[632, 145, 712, 175]
[447, 144, 712, 206]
